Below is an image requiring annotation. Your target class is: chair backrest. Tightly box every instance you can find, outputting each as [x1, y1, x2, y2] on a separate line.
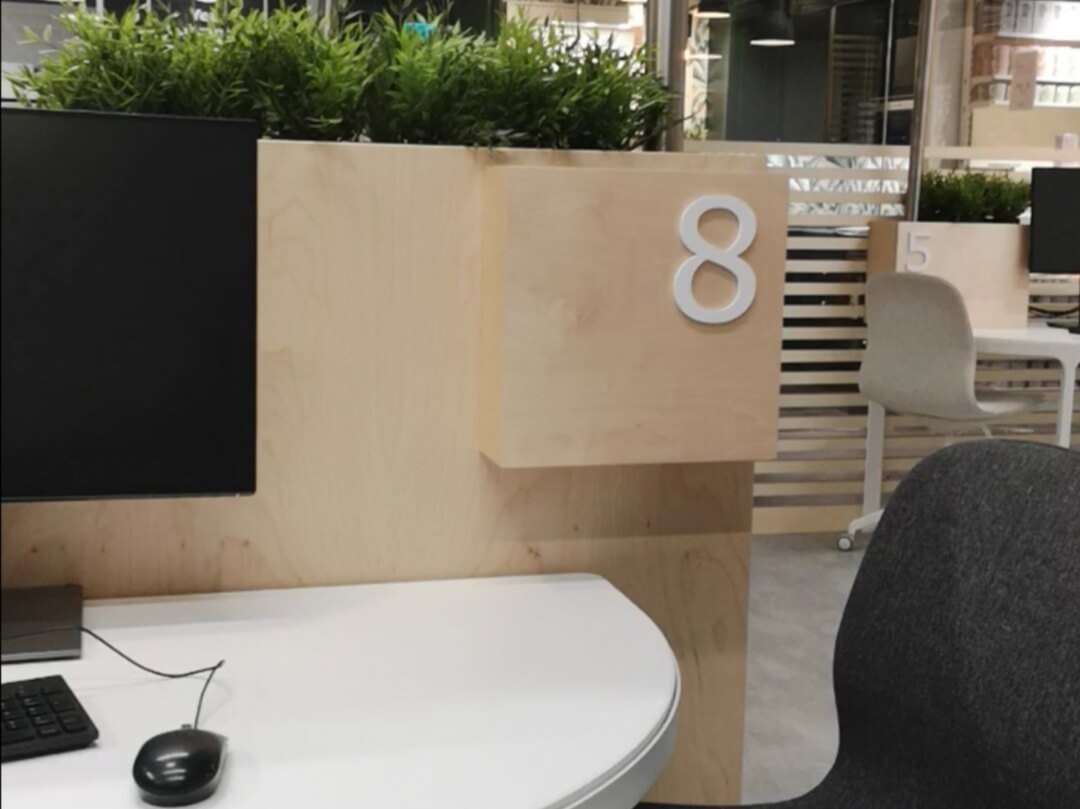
[860, 273, 984, 420]
[831, 441, 1080, 809]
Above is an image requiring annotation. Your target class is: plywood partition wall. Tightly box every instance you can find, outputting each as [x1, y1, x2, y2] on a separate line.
[1, 142, 770, 803]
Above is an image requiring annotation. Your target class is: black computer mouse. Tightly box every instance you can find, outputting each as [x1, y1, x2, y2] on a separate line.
[132, 727, 227, 807]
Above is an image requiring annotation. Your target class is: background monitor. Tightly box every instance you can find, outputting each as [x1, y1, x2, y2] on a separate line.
[1, 108, 257, 502]
[1029, 167, 1080, 276]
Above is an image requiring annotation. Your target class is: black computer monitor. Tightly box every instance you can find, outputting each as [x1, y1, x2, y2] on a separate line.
[1030, 168, 1080, 276]
[1029, 167, 1080, 333]
[1, 108, 257, 659]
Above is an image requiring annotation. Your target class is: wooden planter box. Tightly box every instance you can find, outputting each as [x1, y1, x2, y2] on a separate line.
[867, 221, 1029, 328]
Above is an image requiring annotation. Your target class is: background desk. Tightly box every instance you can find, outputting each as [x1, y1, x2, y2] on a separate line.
[0, 574, 679, 809]
[973, 326, 1080, 449]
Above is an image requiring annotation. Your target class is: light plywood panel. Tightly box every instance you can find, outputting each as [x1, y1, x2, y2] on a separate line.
[489, 147, 760, 173]
[969, 106, 1080, 150]
[924, 144, 1080, 161]
[789, 190, 905, 204]
[867, 220, 1030, 328]
[481, 165, 787, 467]
[753, 505, 862, 535]
[769, 167, 908, 180]
[686, 140, 910, 158]
[0, 142, 759, 804]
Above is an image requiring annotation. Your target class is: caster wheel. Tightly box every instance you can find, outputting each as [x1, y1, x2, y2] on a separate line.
[837, 534, 855, 552]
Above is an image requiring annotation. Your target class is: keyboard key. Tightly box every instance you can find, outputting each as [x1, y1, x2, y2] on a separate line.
[31, 716, 55, 727]
[26, 706, 50, 717]
[60, 718, 87, 733]
[35, 725, 61, 738]
[2, 729, 35, 745]
[20, 697, 46, 709]
[5, 719, 30, 731]
[13, 685, 39, 699]
[0, 700, 13, 711]
[1, 710, 20, 722]
[49, 697, 74, 713]
[40, 682, 64, 696]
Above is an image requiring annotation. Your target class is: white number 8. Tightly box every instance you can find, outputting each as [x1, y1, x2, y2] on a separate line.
[673, 195, 758, 325]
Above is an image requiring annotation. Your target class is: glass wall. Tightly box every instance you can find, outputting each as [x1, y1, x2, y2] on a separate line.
[685, 0, 919, 143]
[683, 0, 1080, 147]
[961, 0, 1080, 149]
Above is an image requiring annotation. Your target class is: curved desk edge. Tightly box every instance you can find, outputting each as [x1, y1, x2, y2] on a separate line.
[564, 663, 681, 809]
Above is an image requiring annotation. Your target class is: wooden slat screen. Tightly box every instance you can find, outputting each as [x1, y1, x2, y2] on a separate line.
[687, 141, 1079, 535]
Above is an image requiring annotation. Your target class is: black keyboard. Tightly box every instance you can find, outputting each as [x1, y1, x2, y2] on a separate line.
[1, 676, 99, 762]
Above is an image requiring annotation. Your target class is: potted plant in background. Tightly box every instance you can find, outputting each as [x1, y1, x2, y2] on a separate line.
[916, 171, 1030, 224]
[868, 170, 1033, 328]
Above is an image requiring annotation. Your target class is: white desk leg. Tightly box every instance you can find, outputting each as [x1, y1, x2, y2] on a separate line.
[863, 400, 886, 515]
[1056, 363, 1077, 449]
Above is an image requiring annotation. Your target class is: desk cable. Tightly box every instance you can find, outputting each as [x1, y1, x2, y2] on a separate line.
[1, 626, 224, 728]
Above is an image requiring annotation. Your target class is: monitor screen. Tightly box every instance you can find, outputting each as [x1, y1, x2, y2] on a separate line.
[1, 109, 256, 501]
[1029, 167, 1080, 275]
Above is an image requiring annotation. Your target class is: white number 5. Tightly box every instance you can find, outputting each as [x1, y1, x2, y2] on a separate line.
[905, 231, 932, 272]
[673, 195, 758, 325]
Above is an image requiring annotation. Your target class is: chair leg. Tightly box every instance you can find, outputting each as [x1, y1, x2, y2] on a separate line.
[842, 401, 886, 552]
[862, 401, 885, 516]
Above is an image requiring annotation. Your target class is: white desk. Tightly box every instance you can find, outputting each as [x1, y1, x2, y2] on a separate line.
[973, 326, 1080, 449]
[1, 574, 679, 809]
[860, 325, 1079, 521]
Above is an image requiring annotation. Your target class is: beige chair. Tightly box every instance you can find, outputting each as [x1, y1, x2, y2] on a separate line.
[839, 273, 1035, 550]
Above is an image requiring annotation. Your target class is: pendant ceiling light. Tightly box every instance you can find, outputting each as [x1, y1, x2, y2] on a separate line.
[750, 0, 796, 47]
[694, 0, 732, 19]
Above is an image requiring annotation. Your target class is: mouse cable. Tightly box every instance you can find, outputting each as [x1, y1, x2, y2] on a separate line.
[1, 625, 225, 729]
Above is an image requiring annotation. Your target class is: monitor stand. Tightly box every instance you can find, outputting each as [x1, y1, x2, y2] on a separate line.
[1, 584, 83, 663]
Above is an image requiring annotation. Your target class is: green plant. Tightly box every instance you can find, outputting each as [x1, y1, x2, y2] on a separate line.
[365, 12, 503, 145]
[918, 171, 1030, 223]
[13, 3, 672, 149]
[365, 13, 670, 148]
[536, 25, 670, 150]
[13, 2, 377, 141]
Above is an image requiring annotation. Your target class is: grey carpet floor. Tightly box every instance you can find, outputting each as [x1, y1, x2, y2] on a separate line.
[741, 534, 863, 804]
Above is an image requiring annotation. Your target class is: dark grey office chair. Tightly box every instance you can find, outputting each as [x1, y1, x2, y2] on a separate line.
[642, 440, 1080, 809]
